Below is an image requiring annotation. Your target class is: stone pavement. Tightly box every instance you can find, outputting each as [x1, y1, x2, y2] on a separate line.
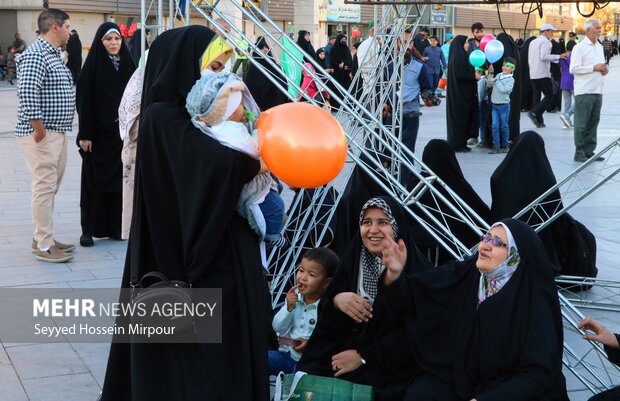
[1, 58, 619, 400]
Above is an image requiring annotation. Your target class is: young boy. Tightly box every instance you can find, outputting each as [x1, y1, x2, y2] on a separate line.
[486, 57, 515, 154]
[422, 36, 446, 94]
[6, 46, 17, 85]
[269, 247, 339, 374]
[559, 41, 575, 129]
[475, 66, 488, 148]
[185, 72, 287, 262]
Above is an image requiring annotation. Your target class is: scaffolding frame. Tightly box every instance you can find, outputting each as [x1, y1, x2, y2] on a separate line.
[140, 0, 620, 395]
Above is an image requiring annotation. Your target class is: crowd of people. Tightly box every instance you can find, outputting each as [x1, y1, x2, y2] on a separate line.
[11, 6, 617, 401]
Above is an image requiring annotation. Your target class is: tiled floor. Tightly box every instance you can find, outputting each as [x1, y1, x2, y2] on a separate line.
[1, 56, 619, 400]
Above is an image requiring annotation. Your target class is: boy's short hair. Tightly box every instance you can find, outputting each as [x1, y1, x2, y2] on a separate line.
[471, 22, 484, 32]
[302, 248, 339, 278]
[503, 57, 517, 66]
[429, 35, 438, 41]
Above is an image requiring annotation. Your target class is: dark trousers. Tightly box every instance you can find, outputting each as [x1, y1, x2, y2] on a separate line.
[574, 94, 602, 158]
[530, 77, 555, 123]
[400, 112, 420, 186]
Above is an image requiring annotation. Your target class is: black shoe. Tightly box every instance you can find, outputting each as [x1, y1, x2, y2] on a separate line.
[455, 146, 472, 153]
[587, 155, 605, 161]
[437, 94, 445, 98]
[527, 112, 541, 128]
[574, 155, 588, 163]
[80, 234, 94, 247]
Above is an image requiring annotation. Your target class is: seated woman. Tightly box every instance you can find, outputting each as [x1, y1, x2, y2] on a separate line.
[490, 131, 597, 279]
[297, 196, 431, 401]
[384, 218, 569, 401]
[414, 139, 492, 265]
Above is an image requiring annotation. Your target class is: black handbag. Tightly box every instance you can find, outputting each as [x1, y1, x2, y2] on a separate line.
[128, 169, 195, 338]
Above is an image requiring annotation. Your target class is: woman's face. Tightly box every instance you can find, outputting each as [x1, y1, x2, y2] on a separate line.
[340, 37, 347, 45]
[205, 50, 232, 73]
[102, 32, 122, 55]
[261, 46, 269, 55]
[318, 51, 325, 59]
[476, 225, 509, 273]
[360, 207, 393, 257]
[304, 33, 310, 41]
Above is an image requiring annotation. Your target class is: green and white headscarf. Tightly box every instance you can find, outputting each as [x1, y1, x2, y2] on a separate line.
[478, 222, 521, 305]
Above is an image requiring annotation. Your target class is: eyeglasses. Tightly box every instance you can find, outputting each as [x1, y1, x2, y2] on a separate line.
[480, 234, 508, 248]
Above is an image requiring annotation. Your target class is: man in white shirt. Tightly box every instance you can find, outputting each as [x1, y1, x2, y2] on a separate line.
[527, 24, 568, 128]
[570, 18, 607, 163]
[356, 21, 377, 82]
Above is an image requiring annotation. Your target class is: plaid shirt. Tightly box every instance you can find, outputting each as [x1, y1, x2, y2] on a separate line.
[15, 38, 75, 137]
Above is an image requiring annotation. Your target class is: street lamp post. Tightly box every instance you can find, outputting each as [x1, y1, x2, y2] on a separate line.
[615, 13, 620, 43]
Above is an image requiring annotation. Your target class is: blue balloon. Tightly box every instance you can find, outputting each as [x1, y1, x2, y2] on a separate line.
[441, 43, 450, 59]
[485, 39, 505, 64]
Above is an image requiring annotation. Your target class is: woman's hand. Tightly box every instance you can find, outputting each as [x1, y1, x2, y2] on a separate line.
[579, 316, 620, 348]
[333, 292, 372, 323]
[259, 158, 269, 174]
[326, 68, 334, 73]
[79, 140, 92, 152]
[339, 62, 344, 69]
[331, 349, 364, 377]
[382, 237, 407, 286]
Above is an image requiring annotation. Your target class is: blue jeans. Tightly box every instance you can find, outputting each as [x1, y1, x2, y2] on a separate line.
[259, 190, 285, 241]
[268, 350, 297, 375]
[479, 99, 487, 142]
[492, 103, 510, 148]
[400, 111, 420, 186]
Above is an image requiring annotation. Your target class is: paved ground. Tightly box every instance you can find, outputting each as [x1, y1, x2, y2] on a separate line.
[0, 57, 619, 400]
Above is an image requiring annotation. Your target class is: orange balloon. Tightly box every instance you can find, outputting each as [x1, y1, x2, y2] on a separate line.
[256, 102, 347, 189]
[438, 77, 447, 90]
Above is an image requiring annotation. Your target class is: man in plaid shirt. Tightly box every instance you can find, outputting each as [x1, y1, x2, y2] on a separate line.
[16, 8, 75, 263]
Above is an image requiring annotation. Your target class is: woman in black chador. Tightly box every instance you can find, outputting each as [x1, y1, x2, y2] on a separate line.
[415, 139, 492, 264]
[519, 37, 536, 111]
[296, 29, 315, 63]
[244, 36, 289, 111]
[100, 26, 270, 401]
[446, 35, 478, 152]
[329, 34, 353, 111]
[387, 219, 569, 401]
[128, 28, 149, 65]
[298, 196, 430, 401]
[490, 131, 598, 279]
[76, 22, 136, 246]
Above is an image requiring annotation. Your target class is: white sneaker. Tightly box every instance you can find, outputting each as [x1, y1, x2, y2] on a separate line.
[467, 138, 479, 146]
[560, 114, 571, 129]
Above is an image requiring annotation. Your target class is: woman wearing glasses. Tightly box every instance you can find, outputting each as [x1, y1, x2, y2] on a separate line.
[384, 218, 568, 401]
[298, 196, 431, 401]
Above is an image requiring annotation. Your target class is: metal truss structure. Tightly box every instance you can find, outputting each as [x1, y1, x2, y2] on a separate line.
[142, 0, 620, 396]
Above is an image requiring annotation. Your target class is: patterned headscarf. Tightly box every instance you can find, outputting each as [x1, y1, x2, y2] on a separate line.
[478, 222, 521, 305]
[358, 197, 399, 300]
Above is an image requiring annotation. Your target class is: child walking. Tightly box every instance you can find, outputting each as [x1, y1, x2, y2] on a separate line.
[6, 46, 17, 85]
[487, 57, 515, 154]
[475, 66, 488, 147]
[559, 41, 575, 129]
[270, 248, 338, 374]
